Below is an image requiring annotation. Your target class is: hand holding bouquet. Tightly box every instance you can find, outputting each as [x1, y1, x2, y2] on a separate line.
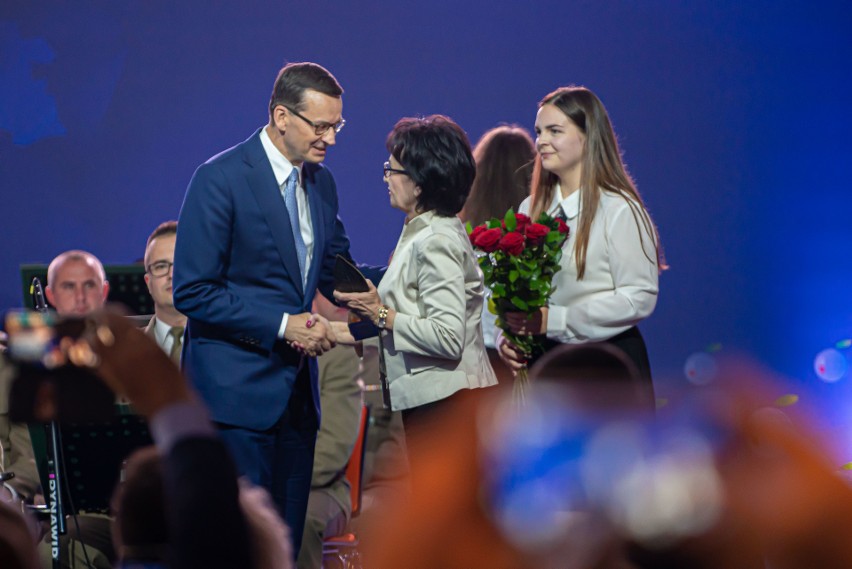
[468, 209, 570, 400]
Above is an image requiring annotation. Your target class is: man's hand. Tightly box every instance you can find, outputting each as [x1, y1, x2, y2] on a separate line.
[285, 312, 336, 357]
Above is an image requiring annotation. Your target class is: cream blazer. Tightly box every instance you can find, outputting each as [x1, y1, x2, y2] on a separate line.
[377, 211, 497, 411]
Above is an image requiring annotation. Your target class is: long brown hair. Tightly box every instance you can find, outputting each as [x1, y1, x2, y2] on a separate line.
[461, 125, 536, 226]
[529, 86, 666, 278]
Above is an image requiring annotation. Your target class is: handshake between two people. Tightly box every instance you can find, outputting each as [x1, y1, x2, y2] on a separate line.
[285, 280, 385, 358]
[283, 312, 337, 357]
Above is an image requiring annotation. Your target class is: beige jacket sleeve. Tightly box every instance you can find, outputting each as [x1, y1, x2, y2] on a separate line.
[391, 233, 467, 360]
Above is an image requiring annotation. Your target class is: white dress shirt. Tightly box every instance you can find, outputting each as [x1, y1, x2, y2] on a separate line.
[259, 127, 315, 338]
[152, 316, 178, 355]
[518, 185, 659, 343]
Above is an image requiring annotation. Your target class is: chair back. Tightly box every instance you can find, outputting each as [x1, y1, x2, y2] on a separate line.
[346, 405, 370, 517]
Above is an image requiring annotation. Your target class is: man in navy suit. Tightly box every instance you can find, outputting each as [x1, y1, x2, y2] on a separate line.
[173, 62, 381, 557]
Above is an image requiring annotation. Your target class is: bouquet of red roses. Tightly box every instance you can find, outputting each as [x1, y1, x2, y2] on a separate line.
[468, 209, 570, 397]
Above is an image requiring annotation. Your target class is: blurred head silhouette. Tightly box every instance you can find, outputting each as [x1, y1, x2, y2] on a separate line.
[529, 342, 651, 412]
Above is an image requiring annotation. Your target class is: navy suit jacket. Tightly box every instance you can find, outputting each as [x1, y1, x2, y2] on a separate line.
[173, 128, 382, 431]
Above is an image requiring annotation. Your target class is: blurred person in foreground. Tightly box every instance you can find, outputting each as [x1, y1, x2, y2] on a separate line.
[111, 445, 293, 569]
[458, 125, 536, 386]
[361, 349, 852, 569]
[332, 115, 497, 471]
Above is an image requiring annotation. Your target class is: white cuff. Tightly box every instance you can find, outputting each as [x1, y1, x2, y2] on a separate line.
[278, 313, 290, 340]
[546, 305, 575, 343]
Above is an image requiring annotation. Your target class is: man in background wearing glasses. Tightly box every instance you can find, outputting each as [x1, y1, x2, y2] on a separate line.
[142, 221, 185, 364]
[173, 62, 383, 558]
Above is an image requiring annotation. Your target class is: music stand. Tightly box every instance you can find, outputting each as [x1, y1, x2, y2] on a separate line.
[28, 406, 154, 515]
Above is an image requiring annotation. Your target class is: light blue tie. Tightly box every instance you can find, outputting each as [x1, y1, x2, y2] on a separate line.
[283, 168, 307, 282]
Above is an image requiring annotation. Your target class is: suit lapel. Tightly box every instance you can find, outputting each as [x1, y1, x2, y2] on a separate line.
[242, 131, 305, 296]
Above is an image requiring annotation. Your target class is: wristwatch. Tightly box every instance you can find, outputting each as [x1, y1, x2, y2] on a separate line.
[376, 305, 389, 330]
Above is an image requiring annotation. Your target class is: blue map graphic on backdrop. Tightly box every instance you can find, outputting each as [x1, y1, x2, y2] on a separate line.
[0, 22, 65, 145]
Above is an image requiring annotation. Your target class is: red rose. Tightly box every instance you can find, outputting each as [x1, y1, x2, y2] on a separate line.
[468, 225, 486, 246]
[474, 228, 503, 252]
[525, 223, 550, 245]
[498, 231, 526, 256]
[502, 213, 531, 233]
[556, 217, 570, 236]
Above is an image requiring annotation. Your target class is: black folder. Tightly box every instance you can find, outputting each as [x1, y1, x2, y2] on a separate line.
[334, 255, 380, 340]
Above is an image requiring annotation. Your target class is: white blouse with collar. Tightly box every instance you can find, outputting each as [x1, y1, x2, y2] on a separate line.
[518, 186, 659, 343]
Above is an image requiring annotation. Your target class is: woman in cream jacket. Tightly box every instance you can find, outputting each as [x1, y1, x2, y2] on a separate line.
[334, 115, 497, 453]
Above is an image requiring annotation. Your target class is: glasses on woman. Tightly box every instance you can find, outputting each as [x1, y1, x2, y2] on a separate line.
[146, 260, 174, 277]
[383, 161, 409, 176]
[284, 106, 346, 136]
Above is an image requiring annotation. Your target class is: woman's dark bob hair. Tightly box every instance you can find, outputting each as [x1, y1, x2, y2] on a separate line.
[386, 115, 475, 217]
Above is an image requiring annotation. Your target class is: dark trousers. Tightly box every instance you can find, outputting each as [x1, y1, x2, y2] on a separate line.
[217, 366, 318, 559]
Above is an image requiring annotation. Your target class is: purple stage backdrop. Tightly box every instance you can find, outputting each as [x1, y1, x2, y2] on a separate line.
[2, 2, 851, 452]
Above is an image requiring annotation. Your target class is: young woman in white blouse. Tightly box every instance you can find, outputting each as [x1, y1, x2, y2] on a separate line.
[498, 86, 665, 397]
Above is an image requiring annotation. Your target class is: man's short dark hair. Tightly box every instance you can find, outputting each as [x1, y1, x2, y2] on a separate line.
[385, 115, 475, 217]
[145, 221, 178, 251]
[268, 62, 343, 117]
